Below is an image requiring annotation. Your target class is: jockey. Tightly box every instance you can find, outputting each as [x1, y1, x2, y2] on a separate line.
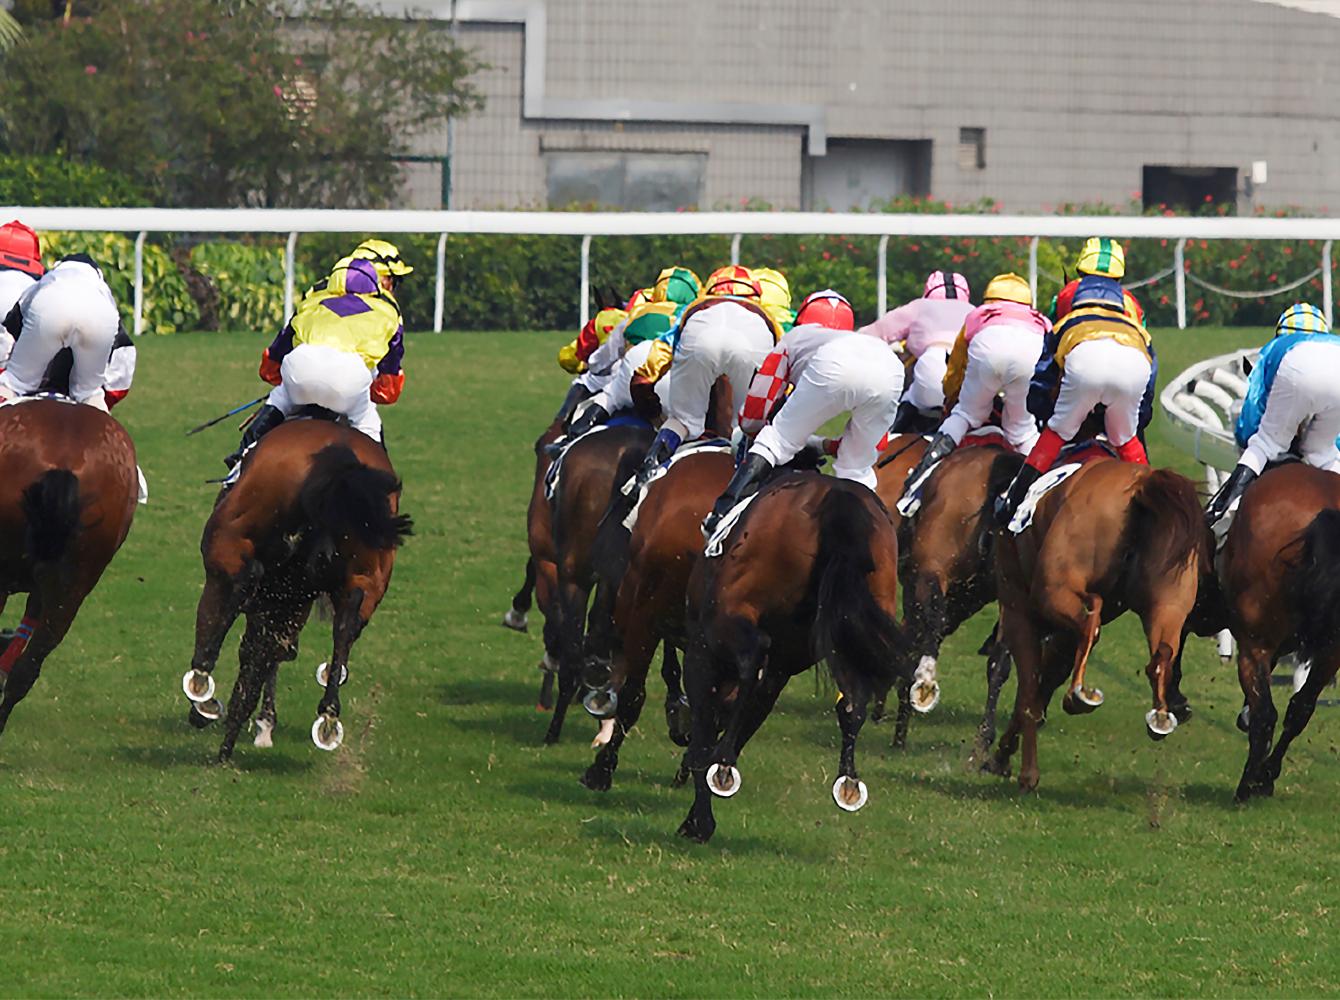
[902, 273, 1051, 489]
[0, 254, 125, 410]
[0, 220, 44, 365]
[1205, 303, 1340, 525]
[996, 273, 1155, 524]
[225, 252, 405, 466]
[1050, 237, 1145, 325]
[627, 265, 780, 489]
[703, 289, 894, 536]
[860, 271, 974, 432]
[557, 301, 630, 375]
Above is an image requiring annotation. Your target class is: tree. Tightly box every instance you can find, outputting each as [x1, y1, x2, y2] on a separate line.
[0, 0, 484, 207]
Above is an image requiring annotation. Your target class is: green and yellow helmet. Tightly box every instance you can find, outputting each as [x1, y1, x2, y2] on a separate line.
[351, 238, 414, 280]
[652, 266, 701, 307]
[1075, 237, 1125, 279]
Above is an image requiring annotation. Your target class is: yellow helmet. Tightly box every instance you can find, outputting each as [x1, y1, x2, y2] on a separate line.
[753, 267, 791, 311]
[1075, 237, 1125, 279]
[352, 238, 414, 279]
[983, 272, 1032, 305]
[703, 265, 761, 298]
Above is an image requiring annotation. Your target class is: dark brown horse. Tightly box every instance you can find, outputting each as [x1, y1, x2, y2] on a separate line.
[1219, 463, 1340, 801]
[678, 474, 906, 843]
[183, 420, 410, 762]
[0, 400, 138, 737]
[579, 448, 734, 791]
[985, 459, 1208, 790]
[875, 438, 1021, 754]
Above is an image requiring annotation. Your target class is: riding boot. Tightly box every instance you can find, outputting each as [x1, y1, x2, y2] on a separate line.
[994, 463, 1043, 527]
[702, 453, 774, 538]
[224, 404, 285, 469]
[902, 431, 956, 496]
[889, 400, 922, 434]
[1205, 463, 1257, 526]
[545, 402, 609, 457]
[553, 382, 593, 424]
[636, 427, 682, 487]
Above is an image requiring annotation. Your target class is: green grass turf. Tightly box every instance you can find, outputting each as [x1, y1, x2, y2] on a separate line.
[3, 324, 1338, 998]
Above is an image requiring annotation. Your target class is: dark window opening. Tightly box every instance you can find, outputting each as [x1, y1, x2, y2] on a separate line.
[1142, 165, 1238, 212]
[544, 152, 705, 211]
[802, 139, 931, 211]
[958, 127, 986, 170]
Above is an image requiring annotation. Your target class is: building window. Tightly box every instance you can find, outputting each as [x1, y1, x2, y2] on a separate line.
[802, 139, 931, 211]
[957, 128, 986, 170]
[544, 152, 706, 211]
[1142, 165, 1238, 212]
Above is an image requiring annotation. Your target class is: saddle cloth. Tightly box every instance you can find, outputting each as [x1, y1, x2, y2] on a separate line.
[1006, 463, 1083, 534]
[543, 425, 609, 502]
[621, 438, 732, 532]
[704, 493, 759, 558]
[896, 427, 1009, 519]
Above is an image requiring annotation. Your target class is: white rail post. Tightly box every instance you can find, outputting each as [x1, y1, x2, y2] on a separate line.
[1323, 240, 1333, 326]
[1028, 236, 1039, 305]
[876, 235, 890, 316]
[1174, 238, 1187, 330]
[132, 231, 147, 337]
[434, 232, 448, 333]
[580, 234, 592, 329]
[730, 233, 742, 266]
[284, 231, 298, 322]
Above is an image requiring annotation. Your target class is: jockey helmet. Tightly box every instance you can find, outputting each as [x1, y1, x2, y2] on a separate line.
[0, 220, 43, 277]
[352, 239, 414, 280]
[1071, 274, 1125, 310]
[627, 287, 653, 311]
[328, 257, 380, 295]
[704, 265, 762, 298]
[754, 268, 792, 311]
[623, 304, 676, 347]
[923, 271, 970, 300]
[1275, 302, 1330, 337]
[653, 266, 701, 306]
[794, 289, 855, 330]
[1076, 237, 1126, 279]
[983, 272, 1033, 305]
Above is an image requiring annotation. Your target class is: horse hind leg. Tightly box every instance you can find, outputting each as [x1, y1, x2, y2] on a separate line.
[831, 666, 873, 813]
[501, 557, 536, 632]
[1235, 643, 1278, 802]
[312, 589, 366, 752]
[253, 663, 280, 748]
[0, 592, 81, 739]
[908, 576, 948, 715]
[660, 644, 692, 747]
[970, 638, 1013, 765]
[1060, 595, 1105, 715]
[1264, 652, 1340, 785]
[186, 564, 255, 727]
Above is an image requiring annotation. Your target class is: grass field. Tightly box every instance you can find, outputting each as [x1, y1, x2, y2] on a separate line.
[4, 324, 1339, 997]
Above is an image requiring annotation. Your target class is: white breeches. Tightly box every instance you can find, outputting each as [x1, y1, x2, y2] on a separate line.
[0, 284, 119, 407]
[1241, 340, 1340, 474]
[1047, 338, 1151, 446]
[664, 304, 775, 439]
[268, 344, 382, 440]
[751, 335, 903, 490]
[940, 326, 1044, 452]
[903, 344, 950, 411]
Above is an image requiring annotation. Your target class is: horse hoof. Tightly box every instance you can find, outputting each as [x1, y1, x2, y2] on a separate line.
[1236, 706, 1251, 733]
[315, 661, 348, 687]
[831, 775, 869, 812]
[1063, 686, 1104, 714]
[182, 669, 215, 704]
[980, 755, 1011, 778]
[665, 696, 692, 747]
[1145, 708, 1178, 741]
[676, 817, 714, 843]
[579, 766, 613, 792]
[591, 718, 616, 748]
[910, 678, 941, 715]
[188, 700, 221, 729]
[583, 687, 617, 719]
[253, 718, 274, 748]
[311, 714, 344, 751]
[501, 607, 528, 632]
[706, 763, 742, 798]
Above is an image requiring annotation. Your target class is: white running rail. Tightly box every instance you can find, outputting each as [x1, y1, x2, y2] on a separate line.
[1159, 348, 1256, 490]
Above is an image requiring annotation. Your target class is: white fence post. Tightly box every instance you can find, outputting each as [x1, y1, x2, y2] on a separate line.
[132, 231, 147, 337]
[876, 235, 890, 317]
[731, 233, 742, 266]
[1174, 238, 1187, 330]
[580, 234, 592, 329]
[1323, 239, 1333, 326]
[284, 231, 298, 322]
[1027, 236, 1039, 305]
[434, 232, 448, 333]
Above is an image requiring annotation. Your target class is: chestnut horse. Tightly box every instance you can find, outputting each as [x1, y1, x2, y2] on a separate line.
[183, 420, 411, 762]
[984, 459, 1208, 790]
[1219, 463, 1340, 801]
[0, 400, 138, 738]
[678, 474, 906, 843]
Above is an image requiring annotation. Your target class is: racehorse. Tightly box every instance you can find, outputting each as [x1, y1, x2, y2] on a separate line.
[0, 400, 138, 737]
[579, 449, 734, 791]
[876, 437, 1020, 755]
[677, 473, 906, 843]
[1218, 463, 1340, 801]
[984, 458, 1208, 791]
[182, 419, 411, 762]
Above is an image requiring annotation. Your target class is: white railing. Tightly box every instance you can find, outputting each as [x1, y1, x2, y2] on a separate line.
[1160, 348, 1255, 491]
[8, 207, 1340, 336]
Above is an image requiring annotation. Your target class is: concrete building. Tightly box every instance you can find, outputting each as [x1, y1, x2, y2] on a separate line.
[375, 0, 1340, 214]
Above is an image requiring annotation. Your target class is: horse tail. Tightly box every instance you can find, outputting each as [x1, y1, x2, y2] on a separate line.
[298, 445, 413, 565]
[1128, 468, 1208, 581]
[813, 487, 902, 687]
[22, 469, 81, 564]
[1291, 508, 1340, 662]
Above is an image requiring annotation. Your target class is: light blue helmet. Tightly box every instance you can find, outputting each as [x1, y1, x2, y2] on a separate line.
[1275, 302, 1329, 337]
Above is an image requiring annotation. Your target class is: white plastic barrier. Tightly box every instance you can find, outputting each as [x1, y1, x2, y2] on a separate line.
[1159, 348, 1256, 491]
[6, 207, 1339, 335]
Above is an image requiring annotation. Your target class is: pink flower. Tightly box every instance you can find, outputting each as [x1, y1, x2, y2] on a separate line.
[84, 65, 97, 75]
[273, 85, 284, 98]
[822, 251, 832, 260]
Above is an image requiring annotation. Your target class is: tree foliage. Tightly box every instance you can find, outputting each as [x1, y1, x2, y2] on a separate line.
[0, 0, 483, 207]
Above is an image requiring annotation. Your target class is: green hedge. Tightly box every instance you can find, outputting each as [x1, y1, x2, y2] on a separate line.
[41, 231, 198, 335]
[0, 155, 149, 207]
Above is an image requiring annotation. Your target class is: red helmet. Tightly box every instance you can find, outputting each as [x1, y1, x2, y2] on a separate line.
[0, 220, 43, 277]
[704, 265, 761, 298]
[794, 289, 855, 330]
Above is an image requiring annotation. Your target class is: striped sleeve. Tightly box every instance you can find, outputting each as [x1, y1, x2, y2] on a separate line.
[739, 346, 790, 437]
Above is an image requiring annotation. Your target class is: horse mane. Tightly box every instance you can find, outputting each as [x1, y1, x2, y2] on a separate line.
[297, 445, 412, 570]
[1126, 468, 1210, 582]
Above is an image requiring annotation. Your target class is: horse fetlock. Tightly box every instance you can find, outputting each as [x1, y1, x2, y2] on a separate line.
[315, 660, 348, 688]
[310, 713, 344, 751]
[706, 762, 742, 798]
[182, 669, 216, 704]
[831, 775, 869, 812]
[590, 717, 616, 749]
[501, 607, 529, 632]
[253, 717, 275, 748]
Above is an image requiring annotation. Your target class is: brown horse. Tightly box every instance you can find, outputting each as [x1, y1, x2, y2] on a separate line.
[677, 474, 906, 843]
[183, 419, 411, 762]
[985, 459, 1209, 790]
[0, 400, 138, 737]
[1219, 463, 1340, 801]
[579, 448, 734, 791]
[875, 439, 1021, 754]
